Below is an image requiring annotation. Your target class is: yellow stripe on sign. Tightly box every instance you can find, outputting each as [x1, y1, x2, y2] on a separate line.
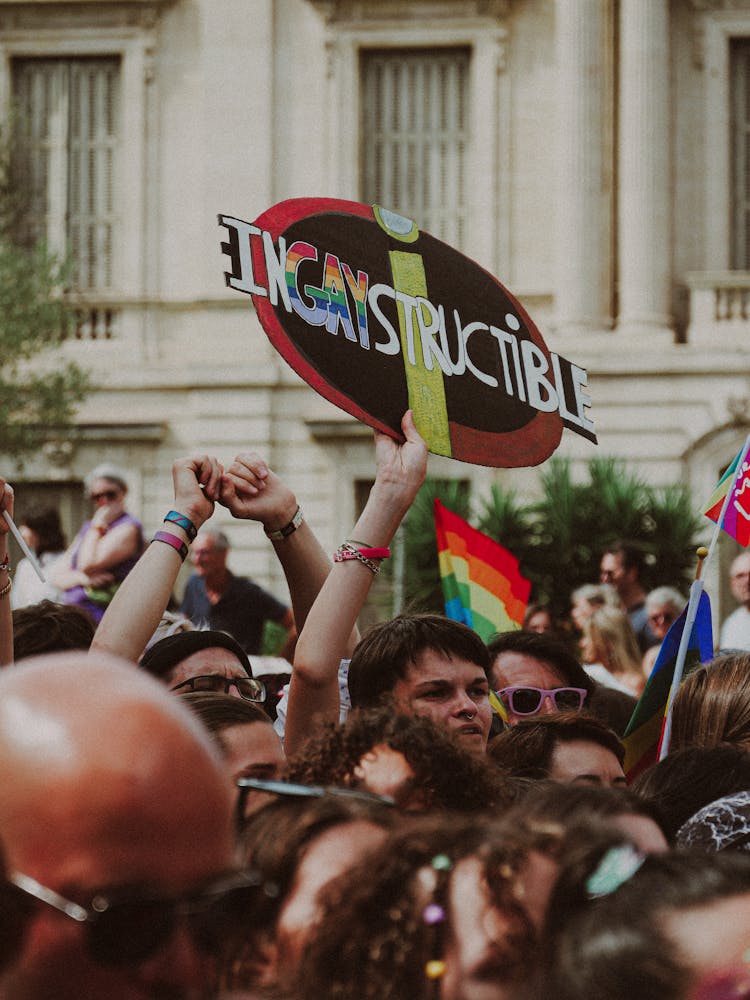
[389, 249, 452, 456]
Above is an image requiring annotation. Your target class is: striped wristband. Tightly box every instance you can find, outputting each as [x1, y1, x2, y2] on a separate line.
[164, 510, 197, 541]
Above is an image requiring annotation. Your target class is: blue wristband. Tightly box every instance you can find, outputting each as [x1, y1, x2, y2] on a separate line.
[164, 510, 197, 542]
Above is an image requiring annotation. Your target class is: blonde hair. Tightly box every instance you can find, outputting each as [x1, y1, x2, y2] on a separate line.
[671, 654, 750, 752]
[583, 606, 642, 678]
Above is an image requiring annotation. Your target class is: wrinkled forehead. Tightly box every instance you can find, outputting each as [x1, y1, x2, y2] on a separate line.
[491, 651, 565, 689]
[167, 647, 248, 687]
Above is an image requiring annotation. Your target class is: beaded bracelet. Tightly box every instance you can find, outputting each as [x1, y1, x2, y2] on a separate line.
[333, 542, 391, 575]
[164, 510, 197, 542]
[265, 505, 304, 541]
[152, 530, 189, 562]
[0, 578, 11, 599]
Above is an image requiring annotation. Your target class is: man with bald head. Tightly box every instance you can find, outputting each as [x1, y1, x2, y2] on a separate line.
[0, 650, 251, 999]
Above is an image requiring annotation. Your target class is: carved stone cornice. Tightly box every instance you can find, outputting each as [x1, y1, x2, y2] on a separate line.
[687, 0, 750, 68]
[306, 0, 509, 26]
[728, 395, 750, 425]
[0, 1, 178, 33]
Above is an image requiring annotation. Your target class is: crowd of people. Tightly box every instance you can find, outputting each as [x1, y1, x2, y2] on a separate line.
[0, 412, 749, 999]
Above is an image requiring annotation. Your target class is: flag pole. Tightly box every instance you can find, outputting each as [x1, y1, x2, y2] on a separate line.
[659, 433, 750, 760]
[658, 574, 704, 759]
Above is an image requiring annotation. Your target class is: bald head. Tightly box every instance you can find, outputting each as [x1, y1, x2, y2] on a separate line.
[0, 652, 236, 998]
[0, 652, 233, 875]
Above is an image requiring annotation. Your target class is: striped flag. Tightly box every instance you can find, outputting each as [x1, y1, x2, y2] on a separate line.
[434, 499, 531, 644]
[703, 441, 750, 547]
[622, 589, 713, 781]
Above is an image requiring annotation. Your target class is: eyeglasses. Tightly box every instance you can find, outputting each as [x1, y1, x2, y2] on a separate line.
[496, 686, 587, 716]
[171, 674, 266, 703]
[235, 777, 395, 827]
[4, 869, 264, 967]
[90, 489, 119, 502]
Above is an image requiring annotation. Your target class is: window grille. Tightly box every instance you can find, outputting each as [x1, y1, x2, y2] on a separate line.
[360, 48, 470, 247]
[13, 57, 120, 293]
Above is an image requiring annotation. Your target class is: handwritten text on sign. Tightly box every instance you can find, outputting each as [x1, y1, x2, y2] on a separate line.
[220, 214, 594, 437]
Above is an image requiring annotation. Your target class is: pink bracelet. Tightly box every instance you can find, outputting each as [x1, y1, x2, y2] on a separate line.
[333, 542, 390, 575]
[152, 530, 189, 562]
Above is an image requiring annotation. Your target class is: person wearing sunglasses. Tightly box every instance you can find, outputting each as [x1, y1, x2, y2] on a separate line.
[487, 630, 637, 737]
[0, 650, 247, 999]
[50, 463, 144, 623]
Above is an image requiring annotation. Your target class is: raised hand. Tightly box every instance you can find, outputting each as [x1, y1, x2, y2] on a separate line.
[219, 453, 298, 532]
[369, 409, 428, 517]
[0, 480, 13, 535]
[171, 454, 223, 530]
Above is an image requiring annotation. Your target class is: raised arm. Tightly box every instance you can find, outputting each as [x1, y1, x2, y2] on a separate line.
[0, 481, 14, 666]
[91, 455, 222, 664]
[220, 452, 347, 646]
[283, 410, 428, 757]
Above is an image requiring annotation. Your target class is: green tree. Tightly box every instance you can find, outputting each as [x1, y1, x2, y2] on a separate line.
[401, 456, 703, 622]
[401, 477, 471, 612]
[0, 126, 89, 463]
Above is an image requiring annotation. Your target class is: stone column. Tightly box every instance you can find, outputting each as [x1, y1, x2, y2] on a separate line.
[617, 0, 673, 338]
[555, 0, 615, 334]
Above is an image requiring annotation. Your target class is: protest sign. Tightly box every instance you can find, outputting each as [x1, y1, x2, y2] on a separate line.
[220, 198, 596, 468]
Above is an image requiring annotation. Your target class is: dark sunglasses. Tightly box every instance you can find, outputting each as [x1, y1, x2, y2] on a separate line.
[172, 674, 266, 703]
[4, 869, 264, 968]
[90, 489, 119, 502]
[497, 686, 587, 716]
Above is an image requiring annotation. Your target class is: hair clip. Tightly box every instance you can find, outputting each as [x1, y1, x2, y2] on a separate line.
[425, 959, 446, 980]
[431, 854, 453, 872]
[586, 844, 645, 899]
[419, 853, 453, 994]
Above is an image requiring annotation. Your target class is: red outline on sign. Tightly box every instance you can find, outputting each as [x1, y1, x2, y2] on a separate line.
[248, 198, 563, 466]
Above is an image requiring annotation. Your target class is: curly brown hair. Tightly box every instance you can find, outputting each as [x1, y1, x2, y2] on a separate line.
[287, 706, 515, 812]
[292, 814, 543, 1000]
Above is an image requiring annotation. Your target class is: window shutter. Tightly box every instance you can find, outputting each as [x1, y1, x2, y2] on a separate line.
[732, 40, 750, 270]
[361, 48, 470, 247]
[13, 57, 120, 292]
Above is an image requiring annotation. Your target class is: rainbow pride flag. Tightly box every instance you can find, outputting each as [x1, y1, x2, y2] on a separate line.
[622, 589, 713, 781]
[434, 499, 531, 644]
[703, 441, 750, 547]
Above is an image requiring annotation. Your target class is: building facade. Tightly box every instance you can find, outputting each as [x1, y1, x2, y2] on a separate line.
[1, 0, 748, 623]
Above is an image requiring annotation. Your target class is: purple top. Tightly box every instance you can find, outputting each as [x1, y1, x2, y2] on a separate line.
[64, 512, 144, 622]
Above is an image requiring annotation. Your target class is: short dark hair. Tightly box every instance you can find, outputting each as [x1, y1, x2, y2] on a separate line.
[487, 631, 593, 693]
[488, 713, 624, 780]
[179, 690, 270, 732]
[140, 629, 253, 681]
[19, 508, 66, 556]
[347, 613, 490, 709]
[602, 540, 646, 576]
[12, 601, 95, 660]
